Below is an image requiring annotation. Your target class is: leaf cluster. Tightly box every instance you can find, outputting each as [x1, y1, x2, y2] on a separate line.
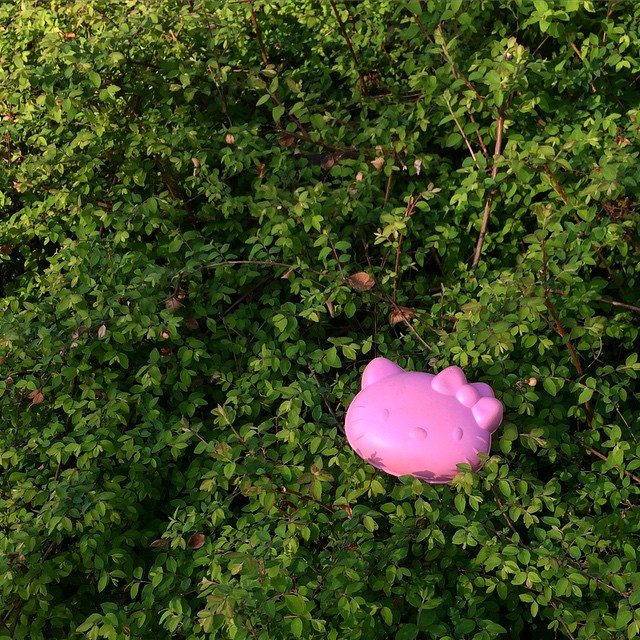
[1, 1, 640, 639]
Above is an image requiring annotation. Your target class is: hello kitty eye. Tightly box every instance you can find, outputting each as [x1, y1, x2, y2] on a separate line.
[452, 427, 464, 440]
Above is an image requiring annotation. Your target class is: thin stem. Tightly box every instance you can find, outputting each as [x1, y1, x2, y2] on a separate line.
[248, 2, 268, 67]
[574, 437, 640, 486]
[444, 95, 479, 169]
[596, 298, 640, 314]
[393, 196, 419, 303]
[328, 0, 369, 96]
[472, 112, 504, 267]
[280, 487, 335, 513]
[383, 171, 393, 207]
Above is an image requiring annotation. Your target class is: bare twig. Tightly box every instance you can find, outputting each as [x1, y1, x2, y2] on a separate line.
[549, 601, 576, 640]
[328, 0, 369, 96]
[310, 369, 339, 426]
[467, 108, 490, 159]
[539, 239, 593, 427]
[393, 196, 419, 303]
[208, 44, 233, 127]
[281, 486, 335, 513]
[540, 242, 584, 380]
[472, 112, 504, 267]
[443, 94, 479, 169]
[491, 486, 518, 535]
[574, 437, 640, 486]
[383, 171, 393, 207]
[438, 27, 485, 102]
[544, 164, 627, 298]
[596, 298, 640, 314]
[248, 2, 268, 67]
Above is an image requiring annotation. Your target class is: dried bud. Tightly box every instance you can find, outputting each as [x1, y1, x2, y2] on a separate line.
[348, 272, 375, 292]
[28, 389, 45, 406]
[165, 296, 183, 311]
[390, 306, 415, 325]
[150, 539, 167, 548]
[187, 533, 205, 549]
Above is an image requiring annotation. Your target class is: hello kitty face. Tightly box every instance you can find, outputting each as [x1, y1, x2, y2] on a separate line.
[345, 358, 503, 483]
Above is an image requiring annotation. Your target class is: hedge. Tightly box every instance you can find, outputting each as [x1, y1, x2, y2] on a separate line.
[1, 1, 639, 638]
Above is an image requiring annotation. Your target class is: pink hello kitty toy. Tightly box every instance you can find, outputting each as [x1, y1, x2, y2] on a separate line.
[345, 358, 503, 483]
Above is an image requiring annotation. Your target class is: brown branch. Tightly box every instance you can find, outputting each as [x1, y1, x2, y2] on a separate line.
[310, 369, 339, 426]
[592, 244, 624, 296]
[596, 298, 640, 314]
[544, 164, 628, 299]
[549, 601, 576, 640]
[209, 44, 232, 127]
[248, 2, 268, 67]
[544, 295, 584, 378]
[574, 438, 640, 486]
[539, 239, 593, 426]
[539, 243, 583, 379]
[393, 196, 419, 303]
[472, 112, 504, 267]
[491, 486, 518, 535]
[383, 171, 393, 207]
[437, 27, 485, 102]
[328, 0, 369, 96]
[280, 487, 335, 513]
[444, 95, 479, 169]
[467, 108, 490, 159]
[269, 92, 311, 138]
[569, 41, 583, 62]
[544, 163, 569, 204]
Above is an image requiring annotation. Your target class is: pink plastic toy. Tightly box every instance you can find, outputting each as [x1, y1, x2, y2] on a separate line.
[345, 358, 503, 483]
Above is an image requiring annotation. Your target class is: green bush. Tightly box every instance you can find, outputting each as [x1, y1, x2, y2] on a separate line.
[1, 1, 639, 638]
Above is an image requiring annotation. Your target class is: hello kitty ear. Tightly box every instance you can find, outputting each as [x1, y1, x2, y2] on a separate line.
[472, 397, 503, 432]
[432, 366, 467, 395]
[361, 358, 404, 388]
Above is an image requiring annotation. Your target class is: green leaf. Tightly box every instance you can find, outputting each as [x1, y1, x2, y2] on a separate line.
[406, 0, 423, 16]
[543, 377, 557, 396]
[284, 595, 306, 616]
[290, 618, 303, 638]
[578, 387, 593, 404]
[88, 71, 102, 88]
[396, 623, 418, 640]
[363, 515, 377, 532]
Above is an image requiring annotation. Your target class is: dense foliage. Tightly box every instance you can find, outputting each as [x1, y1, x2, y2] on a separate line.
[1, 0, 640, 638]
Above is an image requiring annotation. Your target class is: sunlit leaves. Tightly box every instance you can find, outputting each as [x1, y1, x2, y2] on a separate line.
[1, 1, 640, 639]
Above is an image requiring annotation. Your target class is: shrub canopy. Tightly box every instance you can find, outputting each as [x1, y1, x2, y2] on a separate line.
[1, 1, 640, 639]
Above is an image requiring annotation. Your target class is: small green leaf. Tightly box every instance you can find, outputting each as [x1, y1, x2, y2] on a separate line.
[290, 618, 303, 638]
[543, 377, 557, 396]
[578, 388, 593, 404]
[363, 515, 377, 532]
[284, 595, 306, 616]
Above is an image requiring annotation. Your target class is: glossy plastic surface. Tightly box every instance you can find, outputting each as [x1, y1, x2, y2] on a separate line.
[345, 358, 503, 483]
